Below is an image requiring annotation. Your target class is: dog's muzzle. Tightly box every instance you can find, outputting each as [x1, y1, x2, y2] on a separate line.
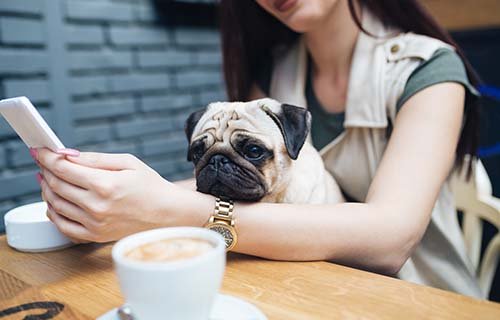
[195, 153, 267, 201]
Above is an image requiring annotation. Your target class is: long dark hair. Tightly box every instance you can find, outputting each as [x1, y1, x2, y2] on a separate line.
[219, 0, 480, 172]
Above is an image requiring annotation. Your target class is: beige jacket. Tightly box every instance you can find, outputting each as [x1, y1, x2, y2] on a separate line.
[268, 10, 483, 298]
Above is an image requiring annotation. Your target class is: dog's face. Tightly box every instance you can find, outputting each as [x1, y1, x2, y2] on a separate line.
[185, 98, 311, 201]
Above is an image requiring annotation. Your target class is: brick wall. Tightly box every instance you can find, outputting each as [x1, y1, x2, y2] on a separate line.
[0, 0, 225, 231]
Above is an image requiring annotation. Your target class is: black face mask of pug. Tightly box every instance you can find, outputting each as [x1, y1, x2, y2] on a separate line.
[185, 98, 344, 204]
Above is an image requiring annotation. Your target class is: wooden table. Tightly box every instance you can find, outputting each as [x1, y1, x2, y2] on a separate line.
[0, 236, 499, 319]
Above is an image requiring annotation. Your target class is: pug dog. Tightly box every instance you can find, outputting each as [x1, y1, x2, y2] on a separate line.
[184, 98, 344, 204]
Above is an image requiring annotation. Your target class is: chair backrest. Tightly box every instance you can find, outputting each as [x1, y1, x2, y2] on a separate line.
[450, 159, 500, 297]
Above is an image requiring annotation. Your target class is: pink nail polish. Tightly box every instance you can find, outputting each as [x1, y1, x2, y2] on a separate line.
[36, 172, 43, 185]
[29, 148, 38, 160]
[56, 148, 80, 157]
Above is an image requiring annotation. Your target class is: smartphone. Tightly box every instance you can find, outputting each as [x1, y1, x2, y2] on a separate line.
[0, 96, 65, 151]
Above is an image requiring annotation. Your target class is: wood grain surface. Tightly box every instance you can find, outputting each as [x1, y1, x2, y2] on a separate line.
[421, 0, 500, 30]
[0, 235, 499, 319]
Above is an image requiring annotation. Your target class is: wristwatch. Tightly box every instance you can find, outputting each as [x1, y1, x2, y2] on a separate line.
[205, 198, 237, 251]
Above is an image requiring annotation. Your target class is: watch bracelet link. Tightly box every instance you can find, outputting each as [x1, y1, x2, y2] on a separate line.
[211, 198, 235, 226]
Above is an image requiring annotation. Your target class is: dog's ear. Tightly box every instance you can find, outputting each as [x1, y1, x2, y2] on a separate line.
[184, 108, 206, 143]
[262, 103, 311, 160]
[276, 104, 311, 160]
[185, 108, 206, 161]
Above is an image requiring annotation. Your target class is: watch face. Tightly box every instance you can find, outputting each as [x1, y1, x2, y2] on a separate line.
[208, 223, 235, 249]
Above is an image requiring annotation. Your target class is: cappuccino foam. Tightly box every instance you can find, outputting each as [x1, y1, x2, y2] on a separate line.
[125, 237, 213, 262]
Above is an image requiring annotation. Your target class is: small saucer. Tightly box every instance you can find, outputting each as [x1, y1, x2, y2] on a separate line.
[97, 294, 267, 320]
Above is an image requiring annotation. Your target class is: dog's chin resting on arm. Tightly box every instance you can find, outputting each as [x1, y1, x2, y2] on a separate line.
[184, 98, 344, 204]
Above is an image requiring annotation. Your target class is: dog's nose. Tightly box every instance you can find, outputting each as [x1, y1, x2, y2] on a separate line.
[209, 154, 230, 170]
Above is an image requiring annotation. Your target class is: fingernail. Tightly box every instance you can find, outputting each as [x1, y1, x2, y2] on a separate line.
[47, 202, 54, 211]
[29, 148, 38, 160]
[36, 172, 43, 185]
[56, 148, 80, 157]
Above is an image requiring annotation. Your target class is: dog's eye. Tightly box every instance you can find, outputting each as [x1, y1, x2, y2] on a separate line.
[192, 152, 201, 162]
[244, 144, 264, 160]
[189, 141, 205, 163]
[192, 147, 204, 162]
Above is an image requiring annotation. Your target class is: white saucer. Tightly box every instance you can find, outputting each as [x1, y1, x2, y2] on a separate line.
[97, 294, 267, 320]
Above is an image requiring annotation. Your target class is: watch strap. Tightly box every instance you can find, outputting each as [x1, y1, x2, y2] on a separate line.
[212, 198, 235, 226]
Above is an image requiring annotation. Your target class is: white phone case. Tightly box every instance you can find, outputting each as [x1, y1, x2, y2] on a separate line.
[0, 96, 65, 151]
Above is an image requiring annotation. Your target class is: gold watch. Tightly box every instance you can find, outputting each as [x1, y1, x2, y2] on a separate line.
[205, 198, 237, 251]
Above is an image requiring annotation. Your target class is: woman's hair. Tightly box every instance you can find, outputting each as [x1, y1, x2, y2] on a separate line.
[219, 0, 481, 172]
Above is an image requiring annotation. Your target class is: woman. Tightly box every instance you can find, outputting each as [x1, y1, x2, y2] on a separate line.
[33, 0, 483, 298]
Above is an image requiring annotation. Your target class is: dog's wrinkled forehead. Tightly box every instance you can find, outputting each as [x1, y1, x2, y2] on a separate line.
[191, 98, 282, 141]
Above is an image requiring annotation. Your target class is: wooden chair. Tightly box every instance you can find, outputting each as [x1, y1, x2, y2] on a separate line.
[450, 159, 500, 297]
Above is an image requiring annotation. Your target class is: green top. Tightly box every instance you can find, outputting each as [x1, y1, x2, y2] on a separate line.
[257, 49, 478, 150]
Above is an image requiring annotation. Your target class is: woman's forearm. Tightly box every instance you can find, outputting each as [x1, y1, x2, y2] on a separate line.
[235, 202, 415, 274]
[174, 177, 196, 190]
[182, 191, 417, 275]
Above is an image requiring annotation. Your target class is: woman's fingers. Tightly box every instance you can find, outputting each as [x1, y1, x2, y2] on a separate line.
[36, 148, 104, 190]
[40, 168, 91, 211]
[46, 214, 89, 244]
[46, 208, 95, 242]
[65, 152, 141, 171]
[41, 180, 95, 228]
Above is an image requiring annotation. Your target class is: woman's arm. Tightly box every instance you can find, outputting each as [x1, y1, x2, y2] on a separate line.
[229, 82, 464, 273]
[175, 178, 196, 190]
[35, 82, 464, 275]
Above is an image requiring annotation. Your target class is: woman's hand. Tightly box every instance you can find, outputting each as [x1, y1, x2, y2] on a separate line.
[34, 149, 209, 242]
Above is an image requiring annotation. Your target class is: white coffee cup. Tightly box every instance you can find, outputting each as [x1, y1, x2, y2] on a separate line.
[112, 227, 226, 320]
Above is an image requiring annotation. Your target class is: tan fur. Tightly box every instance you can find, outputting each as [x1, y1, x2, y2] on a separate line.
[190, 98, 344, 204]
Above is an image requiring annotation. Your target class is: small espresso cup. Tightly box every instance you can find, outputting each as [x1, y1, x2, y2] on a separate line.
[112, 227, 226, 320]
